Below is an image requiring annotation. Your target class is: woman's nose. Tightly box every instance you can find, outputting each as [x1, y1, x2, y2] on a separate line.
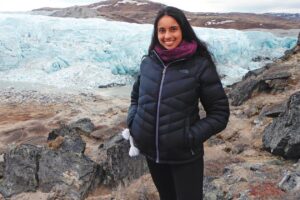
[164, 31, 171, 39]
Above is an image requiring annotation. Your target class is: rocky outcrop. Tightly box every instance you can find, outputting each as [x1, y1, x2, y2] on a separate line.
[229, 64, 294, 106]
[49, 118, 95, 139]
[259, 101, 287, 118]
[229, 33, 300, 106]
[0, 119, 148, 199]
[38, 149, 100, 199]
[47, 118, 96, 153]
[262, 91, 300, 159]
[228, 79, 263, 106]
[48, 125, 86, 154]
[0, 144, 41, 197]
[98, 134, 148, 187]
[0, 143, 99, 199]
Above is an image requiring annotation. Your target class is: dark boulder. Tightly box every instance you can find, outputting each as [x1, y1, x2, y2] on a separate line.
[60, 134, 86, 154]
[242, 65, 270, 80]
[47, 124, 86, 154]
[229, 69, 292, 106]
[0, 144, 41, 198]
[69, 118, 95, 136]
[38, 149, 101, 199]
[259, 101, 287, 118]
[48, 118, 95, 140]
[98, 134, 148, 187]
[262, 71, 292, 80]
[48, 124, 77, 140]
[0, 121, 149, 199]
[229, 79, 267, 106]
[262, 91, 300, 159]
[262, 71, 291, 93]
[0, 132, 100, 199]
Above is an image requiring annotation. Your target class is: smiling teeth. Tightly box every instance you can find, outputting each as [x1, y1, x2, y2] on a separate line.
[165, 41, 174, 45]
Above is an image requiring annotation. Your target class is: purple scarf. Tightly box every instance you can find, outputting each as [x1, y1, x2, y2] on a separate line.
[154, 40, 197, 64]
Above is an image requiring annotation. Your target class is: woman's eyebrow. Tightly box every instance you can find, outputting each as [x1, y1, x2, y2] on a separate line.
[158, 25, 179, 28]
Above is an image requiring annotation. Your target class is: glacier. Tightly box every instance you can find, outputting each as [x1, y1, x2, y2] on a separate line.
[0, 13, 297, 90]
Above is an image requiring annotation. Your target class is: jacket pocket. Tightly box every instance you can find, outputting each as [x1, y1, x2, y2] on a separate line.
[130, 108, 152, 150]
[185, 117, 196, 155]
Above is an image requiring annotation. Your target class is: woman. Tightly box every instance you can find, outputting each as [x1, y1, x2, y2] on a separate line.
[127, 6, 230, 200]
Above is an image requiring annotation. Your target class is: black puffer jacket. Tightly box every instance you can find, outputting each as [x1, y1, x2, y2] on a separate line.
[127, 51, 230, 164]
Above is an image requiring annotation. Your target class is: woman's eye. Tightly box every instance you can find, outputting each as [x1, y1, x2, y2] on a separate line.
[170, 26, 178, 32]
[158, 28, 166, 33]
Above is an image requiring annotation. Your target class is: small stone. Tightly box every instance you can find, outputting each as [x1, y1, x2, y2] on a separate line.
[232, 143, 248, 154]
[239, 177, 248, 182]
[245, 105, 260, 118]
[250, 163, 263, 171]
[253, 117, 263, 126]
[266, 159, 285, 166]
[0, 154, 4, 179]
[69, 118, 95, 135]
[278, 172, 300, 192]
[239, 190, 250, 200]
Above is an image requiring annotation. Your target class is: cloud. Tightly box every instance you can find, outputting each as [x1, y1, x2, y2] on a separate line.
[150, 0, 300, 13]
[0, 0, 102, 12]
[1, 0, 299, 13]
[220, 0, 300, 13]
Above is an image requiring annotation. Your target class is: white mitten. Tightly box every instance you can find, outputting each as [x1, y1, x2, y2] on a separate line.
[122, 128, 140, 157]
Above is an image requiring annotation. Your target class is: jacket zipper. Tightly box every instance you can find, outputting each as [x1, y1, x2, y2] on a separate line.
[156, 66, 166, 163]
[153, 50, 186, 163]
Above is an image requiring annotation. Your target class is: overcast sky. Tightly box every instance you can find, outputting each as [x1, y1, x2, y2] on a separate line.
[0, 0, 300, 13]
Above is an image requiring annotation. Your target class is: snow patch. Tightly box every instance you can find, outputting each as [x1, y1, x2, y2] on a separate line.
[92, 4, 111, 9]
[205, 20, 235, 26]
[115, 0, 148, 6]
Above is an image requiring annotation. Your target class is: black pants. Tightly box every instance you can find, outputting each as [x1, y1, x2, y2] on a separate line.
[146, 157, 204, 200]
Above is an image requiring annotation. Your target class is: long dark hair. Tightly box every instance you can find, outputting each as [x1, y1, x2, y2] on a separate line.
[148, 6, 215, 64]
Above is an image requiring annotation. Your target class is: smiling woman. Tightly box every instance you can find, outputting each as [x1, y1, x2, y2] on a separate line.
[127, 6, 230, 200]
[157, 15, 182, 50]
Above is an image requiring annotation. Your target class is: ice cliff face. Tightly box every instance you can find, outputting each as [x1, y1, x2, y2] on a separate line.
[0, 13, 297, 89]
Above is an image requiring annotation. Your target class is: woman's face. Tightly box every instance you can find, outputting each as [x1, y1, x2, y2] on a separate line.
[157, 15, 183, 50]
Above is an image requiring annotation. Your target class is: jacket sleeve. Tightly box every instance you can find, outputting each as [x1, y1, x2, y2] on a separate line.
[127, 74, 140, 129]
[189, 59, 230, 145]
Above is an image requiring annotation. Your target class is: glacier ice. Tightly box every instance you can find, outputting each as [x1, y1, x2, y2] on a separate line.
[0, 13, 297, 89]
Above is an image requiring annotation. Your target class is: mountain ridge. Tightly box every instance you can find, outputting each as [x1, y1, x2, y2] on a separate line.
[32, 0, 300, 30]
